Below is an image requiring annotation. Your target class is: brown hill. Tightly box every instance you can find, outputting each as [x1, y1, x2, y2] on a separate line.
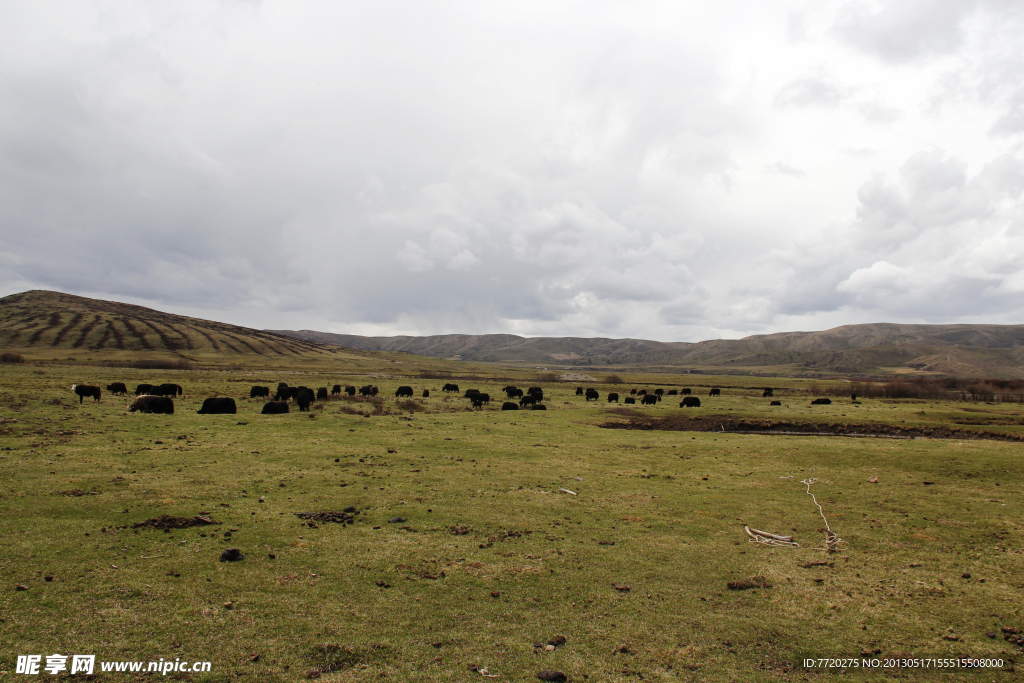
[0, 290, 342, 359]
[277, 323, 1024, 377]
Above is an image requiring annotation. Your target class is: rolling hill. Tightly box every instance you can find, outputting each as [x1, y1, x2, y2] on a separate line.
[276, 324, 1024, 377]
[0, 290, 344, 360]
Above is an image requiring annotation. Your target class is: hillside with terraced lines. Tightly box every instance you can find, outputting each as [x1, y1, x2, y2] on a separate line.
[0, 290, 342, 359]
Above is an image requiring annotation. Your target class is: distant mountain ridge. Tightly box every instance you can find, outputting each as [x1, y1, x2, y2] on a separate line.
[275, 324, 1024, 377]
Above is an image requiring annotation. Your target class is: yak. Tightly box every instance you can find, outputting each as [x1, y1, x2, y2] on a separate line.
[395, 386, 414, 398]
[316, 387, 329, 400]
[296, 388, 315, 411]
[641, 394, 658, 405]
[680, 396, 701, 408]
[422, 389, 430, 398]
[442, 383, 459, 393]
[585, 388, 599, 401]
[105, 382, 128, 396]
[262, 401, 289, 414]
[72, 384, 101, 403]
[501, 401, 519, 411]
[331, 384, 342, 396]
[607, 392, 619, 403]
[134, 383, 154, 396]
[811, 398, 832, 405]
[624, 396, 636, 404]
[770, 400, 782, 406]
[709, 388, 721, 397]
[197, 397, 236, 414]
[763, 388, 774, 398]
[129, 395, 173, 414]
[250, 386, 270, 399]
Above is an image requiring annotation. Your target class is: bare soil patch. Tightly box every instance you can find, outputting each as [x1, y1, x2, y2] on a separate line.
[131, 515, 219, 530]
[600, 409, 1024, 441]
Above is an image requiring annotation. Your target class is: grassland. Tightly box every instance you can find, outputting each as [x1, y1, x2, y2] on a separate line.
[0, 361, 1021, 682]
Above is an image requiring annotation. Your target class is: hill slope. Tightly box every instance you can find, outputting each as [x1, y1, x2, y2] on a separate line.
[0, 290, 342, 359]
[276, 324, 1024, 377]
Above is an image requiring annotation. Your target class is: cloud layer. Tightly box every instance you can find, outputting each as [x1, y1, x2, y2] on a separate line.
[2, 1, 1023, 341]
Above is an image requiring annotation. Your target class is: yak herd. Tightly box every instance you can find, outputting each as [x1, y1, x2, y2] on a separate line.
[69, 378, 837, 417]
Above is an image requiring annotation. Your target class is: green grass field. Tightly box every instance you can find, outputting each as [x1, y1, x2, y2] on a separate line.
[0, 361, 1021, 682]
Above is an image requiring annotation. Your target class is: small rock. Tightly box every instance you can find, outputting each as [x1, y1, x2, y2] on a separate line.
[376, 580, 391, 588]
[268, 553, 276, 559]
[388, 448, 397, 453]
[388, 516, 407, 523]
[490, 591, 500, 598]
[220, 548, 243, 562]
[15, 584, 29, 591]
[544, 645, 555, 652]
[613, 645, 630, 654]
[549, 635, 566, 646]
[306, 670, 322, 679]
[537, 671, 567, 683]
[986, 632, 996, 639]
[867, 476, 878, 483]
[612, 583, 631, 592]
[961, 573, 971, 579]
[223, 601, 234, 609]
[249, 654, 260, 662]
[44, 576, 53, 582]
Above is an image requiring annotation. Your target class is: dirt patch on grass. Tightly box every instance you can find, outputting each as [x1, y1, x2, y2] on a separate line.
[295, 508, 359, 524]
[600, 409, 1024, 441]
[131, 515, 219, 530]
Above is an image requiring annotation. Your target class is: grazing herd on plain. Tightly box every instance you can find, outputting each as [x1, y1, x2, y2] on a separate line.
[68, 380, 836, 417]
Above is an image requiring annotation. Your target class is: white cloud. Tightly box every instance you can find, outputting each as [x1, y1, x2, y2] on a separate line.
[3, 1, 1024, 341]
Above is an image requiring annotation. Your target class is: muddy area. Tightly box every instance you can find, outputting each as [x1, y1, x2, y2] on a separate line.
[600, 409, 1024, 441]
[132, 515, 219, 530]
[295, 507, 359, 524]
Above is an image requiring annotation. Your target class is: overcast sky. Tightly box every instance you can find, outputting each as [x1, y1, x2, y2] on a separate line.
[2, 1, 1023, 342]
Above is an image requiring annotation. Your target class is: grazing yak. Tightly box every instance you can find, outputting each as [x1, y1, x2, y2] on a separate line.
[629, 388, 637, 395]
[274, 386, 297, 401]
[262, 401, 289, 414]
[506, 387, 524, 399]
[197, 397, 236, 414]
[471, 397, 484, 408]
[296, 388, 315, 411]
[105, 382, 128, 396]
[637, 389, 647, 396]
[345, 385, 356, 396]
[709, 388, 721, 397]
[395, 386, 414, 398]
[527, 387, 543, 401]
[851, 392, 857, 401]
[422, 389, 429, 398]
[316, 387, 329, 400]
[680, 396, 701, 408]
[681, 388, 691, 395]
[575, 387, 584, 396]
[811, 398, 832, 405]
[148, 383, 182, 398]
[134, 383, 154, 396]
[607, 392, 619, 403]
[585, 388, 599, 401]
[501, 401, 519, 411]
[532, 404, 547, 410]
[624, 396, 636, 404]
[667, 389, 678, 396]
[359, 385, 378, 397]
[654, 388, 664, 396]
[250, 386, 270, 399]
[129, 395, 174, 414]
[763, 388, 774, 398]
[519, 395, 537, 408]
[770, 400, 782, 406]
[442, 383, 459, 393]
[331, 384, 342, 396]
[464, 389, 481, 399]
[641, 394, 658, 405]
[72, 384, 101, 403]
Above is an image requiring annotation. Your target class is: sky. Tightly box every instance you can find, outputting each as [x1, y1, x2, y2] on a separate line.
[2, 0, 1024, 342]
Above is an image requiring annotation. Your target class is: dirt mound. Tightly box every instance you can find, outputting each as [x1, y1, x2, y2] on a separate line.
[132, 515, 219, 530]
[600, 410, 1024, 441]
[295, 508, 359, 524]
